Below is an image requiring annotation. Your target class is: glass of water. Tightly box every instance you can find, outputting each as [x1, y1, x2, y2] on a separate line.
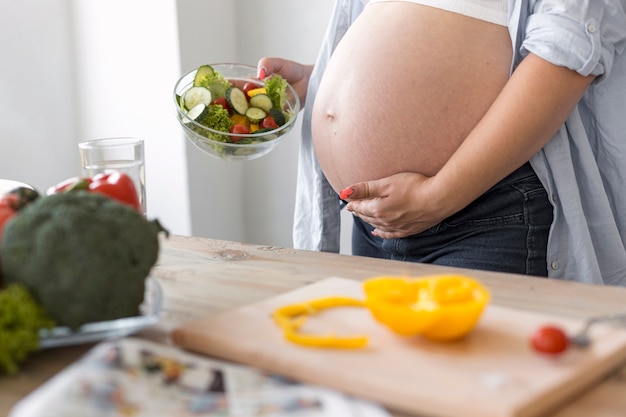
[78, 137, 146, 214]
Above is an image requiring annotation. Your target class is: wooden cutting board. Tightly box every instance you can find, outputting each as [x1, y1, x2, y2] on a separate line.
[172, 277, 626, 417]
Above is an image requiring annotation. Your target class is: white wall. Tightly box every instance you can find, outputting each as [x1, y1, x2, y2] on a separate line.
[0, 0, 350, 252]
[0, 0, 77, 190]
[70, 0, 191, 235]
[0, 0, 191, 235]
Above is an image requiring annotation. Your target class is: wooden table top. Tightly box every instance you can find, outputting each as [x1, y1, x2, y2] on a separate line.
[2, 234, 626, 416]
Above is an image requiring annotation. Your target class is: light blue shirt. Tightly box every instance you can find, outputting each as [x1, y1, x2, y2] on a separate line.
[293, 0, 626, 286]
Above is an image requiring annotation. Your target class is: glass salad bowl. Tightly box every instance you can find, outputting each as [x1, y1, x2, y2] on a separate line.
[173, 63, 300, 161]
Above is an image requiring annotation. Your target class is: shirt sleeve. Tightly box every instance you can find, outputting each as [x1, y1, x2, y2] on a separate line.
[520, 0, 626, 81]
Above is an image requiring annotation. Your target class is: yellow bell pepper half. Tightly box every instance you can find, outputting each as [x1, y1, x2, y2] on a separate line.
[272, 275, 490, 349]
[363, 275, 490, 341]
[272, 297, 369, 349]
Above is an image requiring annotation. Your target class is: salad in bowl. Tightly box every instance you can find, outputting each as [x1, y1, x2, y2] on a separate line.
[173, 63, 300, 161]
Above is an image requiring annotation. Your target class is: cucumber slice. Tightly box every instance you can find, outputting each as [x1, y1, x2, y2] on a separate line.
[269, 107, 286, 126]
[226, 87, 249, 115]
[183, 86, 212, 111]
[245, 107, 267, 124]
[193, 65, 215, 87]
[186, 103, 208, 122]
[249, 94, 273, 112]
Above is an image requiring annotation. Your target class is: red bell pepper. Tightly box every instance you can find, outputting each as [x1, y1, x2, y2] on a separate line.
[0, 197, 18, 243]
[0, 187, 40, 285]
[0, 187, 40, 242]
[49, 172, 141, 213]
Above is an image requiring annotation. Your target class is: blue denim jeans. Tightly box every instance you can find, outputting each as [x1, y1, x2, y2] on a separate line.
[351, 163, 553, 276]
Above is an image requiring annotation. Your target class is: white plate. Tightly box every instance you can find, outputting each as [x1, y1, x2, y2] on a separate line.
[38, 277, 163, 349]
[0, 179, 34, 195]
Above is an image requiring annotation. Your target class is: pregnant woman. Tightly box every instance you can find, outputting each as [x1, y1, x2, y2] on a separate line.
[258, 0, 626, 285]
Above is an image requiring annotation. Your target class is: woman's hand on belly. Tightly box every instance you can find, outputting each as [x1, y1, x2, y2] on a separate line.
[343, 54, 597, 240]
[342, 172, 448, 239]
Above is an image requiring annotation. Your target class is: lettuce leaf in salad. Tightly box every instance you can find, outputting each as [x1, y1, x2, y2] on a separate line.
[264, 74, 289, 111]
[193, 65, 232, 99]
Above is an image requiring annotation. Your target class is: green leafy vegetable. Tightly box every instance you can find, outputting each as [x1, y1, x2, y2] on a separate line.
[196, 103, 234, 142]
[1, 192, 165, 329]
[193, 65, 231, 100]
[264, 74, 289, 111]
[0, 284, 55, 375]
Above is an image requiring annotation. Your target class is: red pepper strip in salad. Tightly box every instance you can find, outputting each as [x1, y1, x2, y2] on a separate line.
[272, 297, 368, 349]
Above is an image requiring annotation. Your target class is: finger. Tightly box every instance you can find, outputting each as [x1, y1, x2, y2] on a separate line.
[339, 181, 375, 201]
[339, 186, 354, 200]
[347, 207, 390, 231]
[344, 200, 376, 220]
[371, 229, 407, 239]
[370, 222, 417, 238]
[257, 66, 267, 80]
[256, 57, 282, 79]
[256, 58, 271, 79]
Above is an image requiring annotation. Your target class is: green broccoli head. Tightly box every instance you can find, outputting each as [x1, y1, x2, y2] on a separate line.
[0, 192, 164, 329]
[0, 284, 55, 374]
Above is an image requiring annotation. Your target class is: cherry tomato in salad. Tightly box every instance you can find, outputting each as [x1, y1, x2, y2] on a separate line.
[230, 124, 250, 142]
[260, 116, 278, 130]
[242, 82, 259, 99]
[530, 325, 570, 355]
[212, 97, 230, 112]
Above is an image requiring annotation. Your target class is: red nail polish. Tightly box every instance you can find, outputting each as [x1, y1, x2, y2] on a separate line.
[339, 187, 354, 200]
[258, 67, 266, 80]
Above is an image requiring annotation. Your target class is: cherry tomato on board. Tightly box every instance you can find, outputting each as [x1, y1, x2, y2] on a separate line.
[260, 116, 278, 130]
[530, 325, 570, 354]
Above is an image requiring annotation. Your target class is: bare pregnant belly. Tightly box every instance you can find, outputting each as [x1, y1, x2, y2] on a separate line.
[312, 2, 513, 193]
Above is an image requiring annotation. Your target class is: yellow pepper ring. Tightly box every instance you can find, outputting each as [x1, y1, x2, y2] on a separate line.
[272, 297, 368, 349]
[363, 274, 490, 342]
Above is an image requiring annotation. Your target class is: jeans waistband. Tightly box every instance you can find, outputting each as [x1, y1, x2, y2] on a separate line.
[491, 162, 537, 189]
